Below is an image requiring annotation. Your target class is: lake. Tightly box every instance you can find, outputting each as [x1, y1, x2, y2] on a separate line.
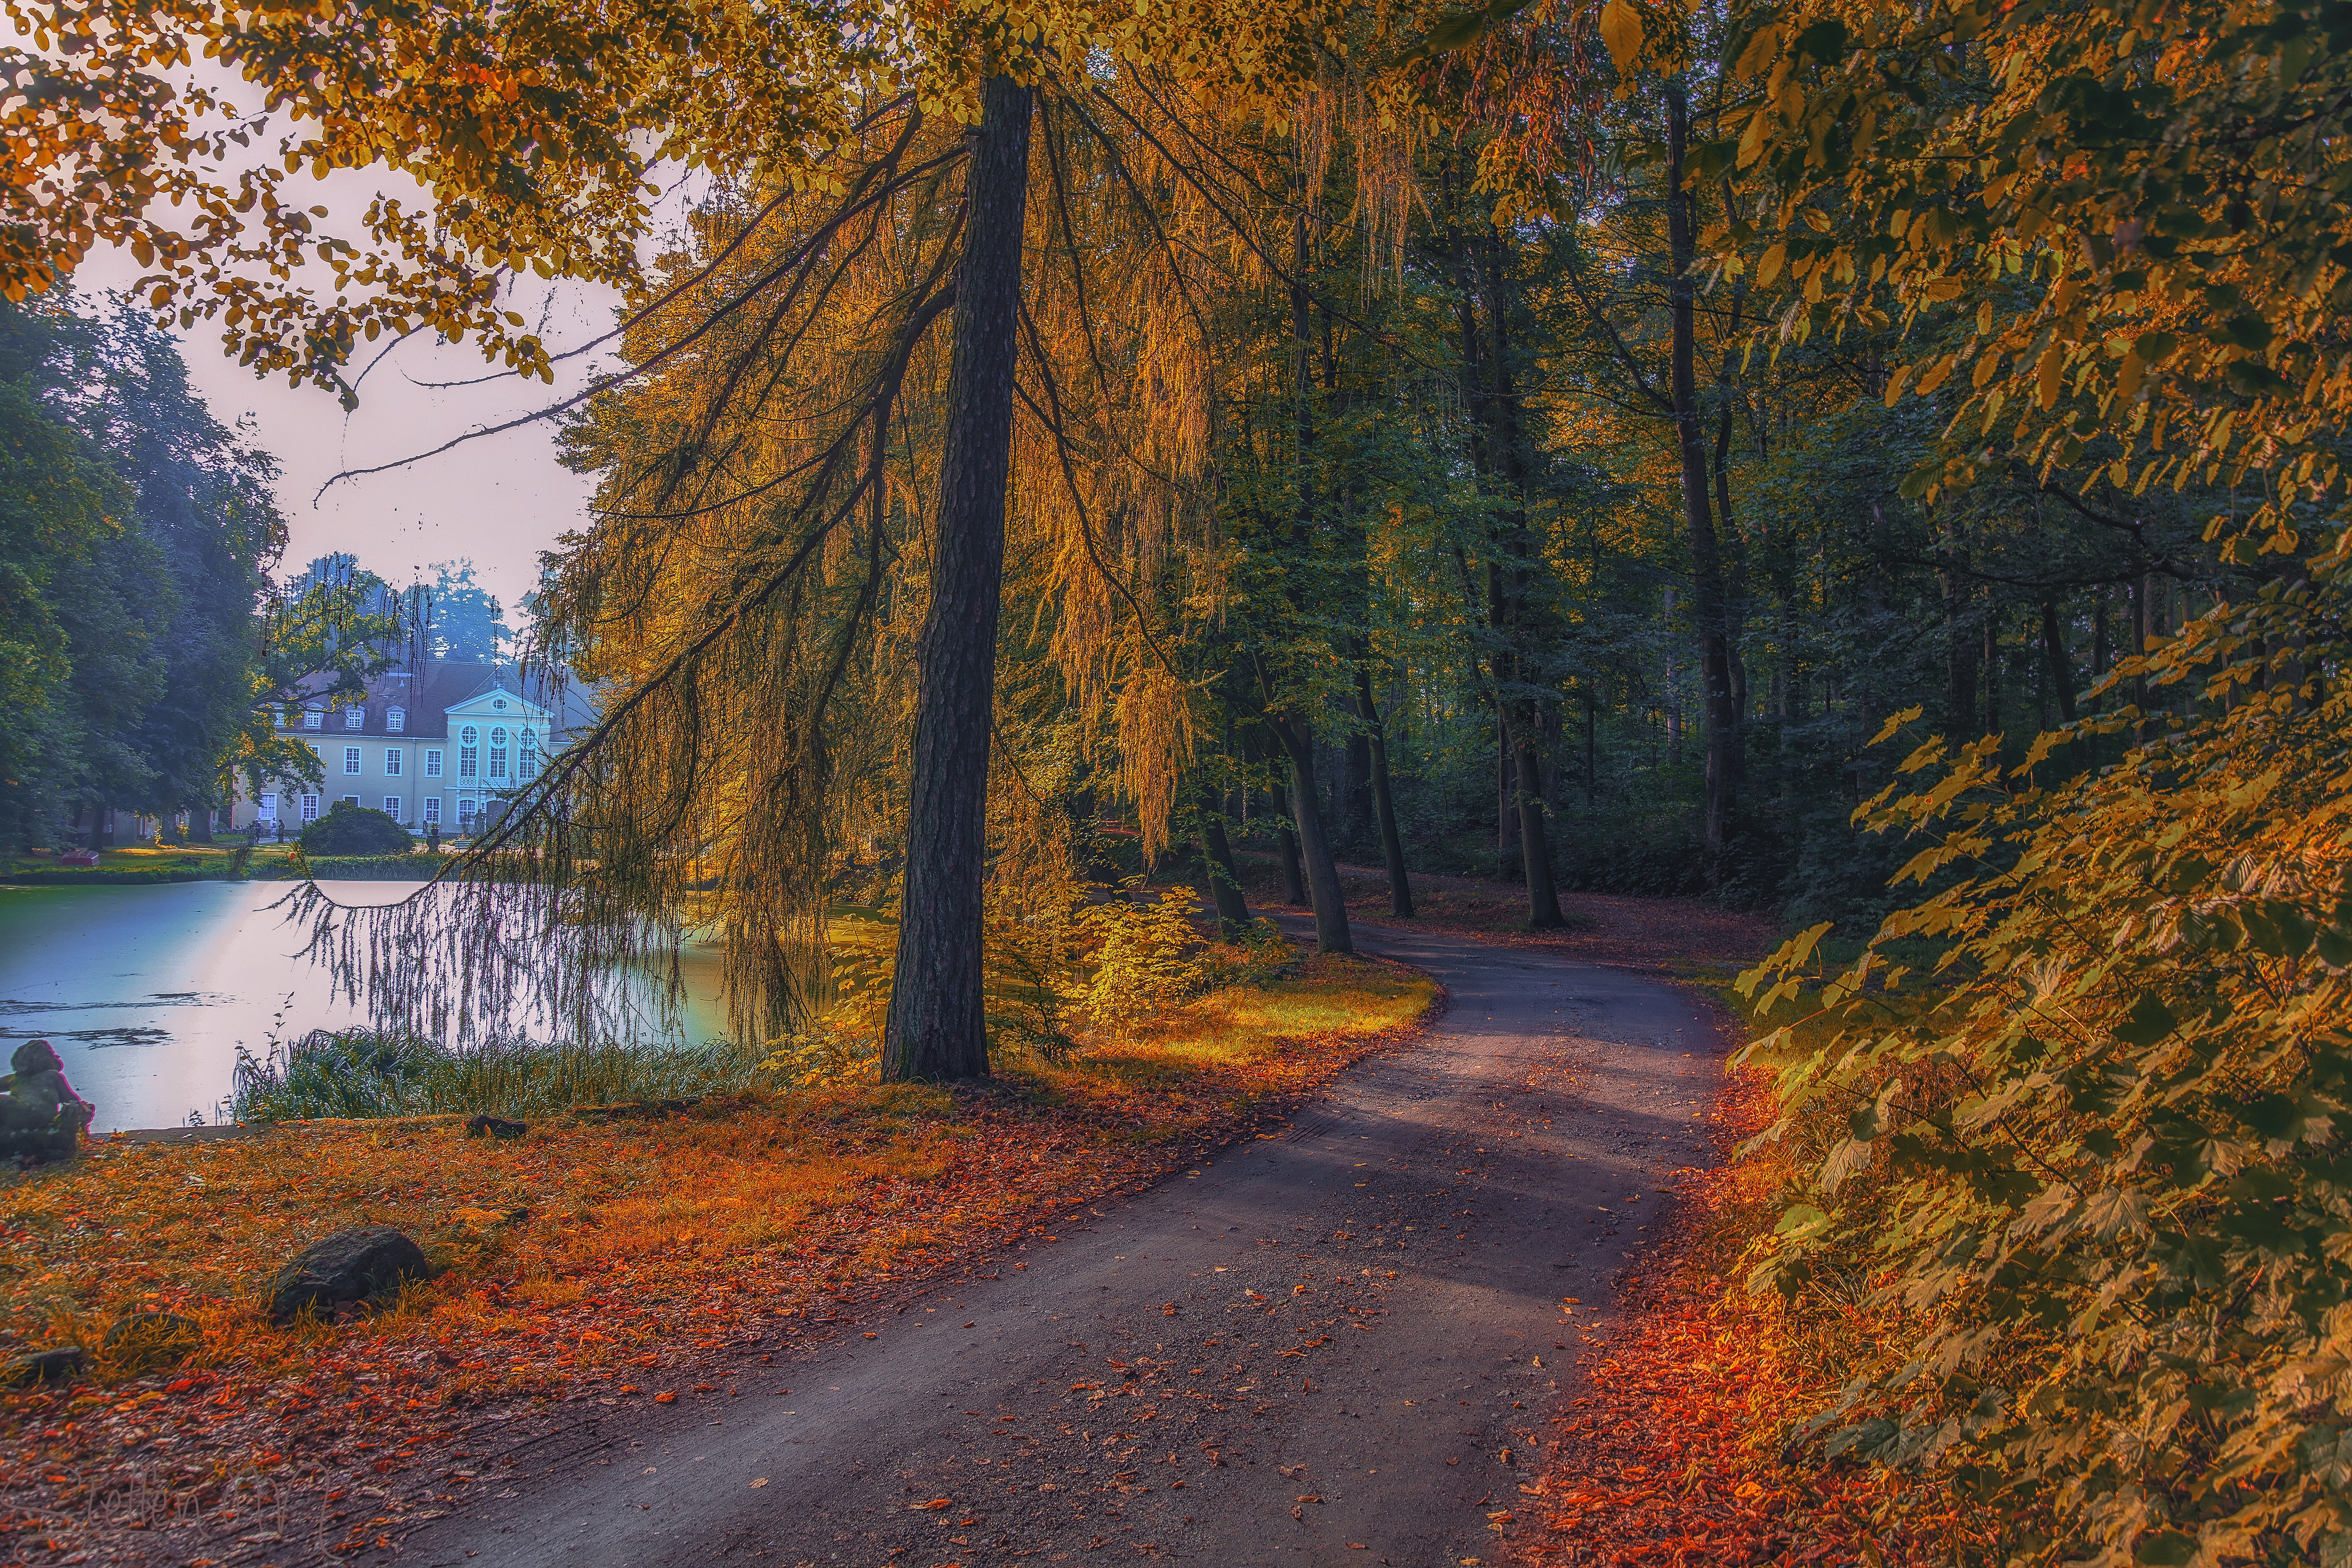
[0, 882, 730, 1132]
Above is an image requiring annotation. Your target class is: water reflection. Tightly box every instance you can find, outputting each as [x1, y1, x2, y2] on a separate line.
[0, 882, 729, 1132]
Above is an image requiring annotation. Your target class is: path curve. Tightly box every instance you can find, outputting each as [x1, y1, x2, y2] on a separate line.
[404, 921, 1735, 1568]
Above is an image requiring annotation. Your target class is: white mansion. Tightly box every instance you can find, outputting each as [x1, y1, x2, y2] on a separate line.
[232, 662, 589, 835]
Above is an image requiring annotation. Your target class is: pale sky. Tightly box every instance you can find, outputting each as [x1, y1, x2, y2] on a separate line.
[75, 244, 622, 626]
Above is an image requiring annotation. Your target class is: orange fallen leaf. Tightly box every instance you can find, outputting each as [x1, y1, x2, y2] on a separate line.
[911, 1497, 952, 1510]
[654, 1391, 677, 1404]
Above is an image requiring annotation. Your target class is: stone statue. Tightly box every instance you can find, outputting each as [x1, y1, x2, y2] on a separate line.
[0, 1039, 93, 1161]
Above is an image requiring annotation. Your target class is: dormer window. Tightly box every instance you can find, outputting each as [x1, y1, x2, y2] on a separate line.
[386, 707, 405, 733]
[344, 707, 364, 730]
[274, 708, 286, 729]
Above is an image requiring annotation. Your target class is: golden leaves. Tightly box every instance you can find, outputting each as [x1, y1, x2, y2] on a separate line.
[1597, 0, 1641, 74]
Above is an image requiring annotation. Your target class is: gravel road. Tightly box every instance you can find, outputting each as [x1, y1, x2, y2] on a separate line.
[403, 919, 1735, 1568]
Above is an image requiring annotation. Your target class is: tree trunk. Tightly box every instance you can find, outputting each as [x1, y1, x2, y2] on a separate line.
[1511, 722, 1565, 926]
[1982, 607, 2002, 738]
[1583, 689, 1598, 816]
[880, 76, 1034, 1084]
[2040, 599, 2078, 725]
[1355, 665, 1413, 918]
[1663, 81, 1741, 877]
[1342, 730, 1371, 848]
[1942, 529, 1977, 739]
[1269, 777, 1308, 905]
[1269, 713, 1353, 953]
[1496, 715, 1519, 874]
[1195, 784, 1252, 936]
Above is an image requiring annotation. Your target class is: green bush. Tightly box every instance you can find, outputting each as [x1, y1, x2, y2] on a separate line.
[298, 802, 415, 857]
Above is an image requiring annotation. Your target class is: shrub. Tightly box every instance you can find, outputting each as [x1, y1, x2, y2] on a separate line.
[298, 802, 414, 857]
[1079, 885, 1207, 1037]
[1738, 563, 2352, 1565]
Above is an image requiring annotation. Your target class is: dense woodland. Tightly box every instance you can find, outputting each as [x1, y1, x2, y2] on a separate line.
[17, 0, 2352, 1558]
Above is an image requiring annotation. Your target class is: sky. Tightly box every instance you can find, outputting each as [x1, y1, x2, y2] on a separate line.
[77, 244, 622, 628]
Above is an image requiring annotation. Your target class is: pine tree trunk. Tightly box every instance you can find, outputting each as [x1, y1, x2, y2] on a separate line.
[880, 76, 1034, 1084]
[1356, 665, 1413, 918]
[1269, 712, 1352, 954]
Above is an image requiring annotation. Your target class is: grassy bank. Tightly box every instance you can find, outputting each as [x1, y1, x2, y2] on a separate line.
[0, 952, 1432, 1560]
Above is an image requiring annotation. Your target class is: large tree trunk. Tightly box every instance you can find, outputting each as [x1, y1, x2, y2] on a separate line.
[1269, 712, 1352, 954]
[1355, 665, 1413, 918]
[1195, 784, 1252, 936]
[1662, 82, 1741, 877]
[880, 76, 1034, 1084]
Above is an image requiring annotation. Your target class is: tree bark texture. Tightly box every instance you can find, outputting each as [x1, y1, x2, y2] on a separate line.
[880, 76, 1034, 1083]
[1270, 777, 1308, 905]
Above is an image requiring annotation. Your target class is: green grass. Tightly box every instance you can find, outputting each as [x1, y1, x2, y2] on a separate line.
[230, 1029, 766, 1122]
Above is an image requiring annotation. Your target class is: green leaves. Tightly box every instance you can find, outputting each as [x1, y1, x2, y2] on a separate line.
[1729, 515, 2352, 1560]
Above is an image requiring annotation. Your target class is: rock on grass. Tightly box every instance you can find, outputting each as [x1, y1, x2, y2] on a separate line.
[267, 1226, 431, 1323]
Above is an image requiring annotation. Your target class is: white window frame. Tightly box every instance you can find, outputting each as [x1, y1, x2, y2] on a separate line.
[343, 746, 362, 775]
[383, 796, 402, 819]
[386, 707, 405, 733]
[423, 798, 441, 825]
[456, 798, 477, 824]
[258, 793, 278, 820]
[300, 794, 320, 822]
[303, 708, 323, 730]
[342, 794, 360, 807]
[344, 707, 364, 730]
[384, 748, 402, 777]
[425, 749, 444, 778]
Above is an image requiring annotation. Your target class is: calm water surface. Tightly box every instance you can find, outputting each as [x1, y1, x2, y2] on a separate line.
[0, 882, 728, 1132]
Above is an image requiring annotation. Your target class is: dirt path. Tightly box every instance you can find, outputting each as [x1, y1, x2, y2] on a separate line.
[396, 919, 1738, 1568]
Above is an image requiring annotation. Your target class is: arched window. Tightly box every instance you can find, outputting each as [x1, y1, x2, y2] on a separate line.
[386, 707, 405, 733]
[459, 725, 480, 780]
[488, 726, 510, 780]
[519, 728, 539, 776]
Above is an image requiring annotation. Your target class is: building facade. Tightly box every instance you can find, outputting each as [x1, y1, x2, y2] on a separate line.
[229, 663, 585, 836]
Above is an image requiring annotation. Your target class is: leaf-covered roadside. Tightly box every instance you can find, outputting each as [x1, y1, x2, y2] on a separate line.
[0, 954, 1431, 1565]
[1512, 1057, 1987, 1568]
